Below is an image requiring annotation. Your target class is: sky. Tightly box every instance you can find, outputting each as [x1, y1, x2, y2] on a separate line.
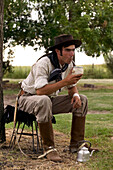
[4, 45, 105, 66]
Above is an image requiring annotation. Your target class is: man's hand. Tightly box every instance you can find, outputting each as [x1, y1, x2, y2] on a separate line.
[65, 68, 83, 86]
[71, 96, 81, 108]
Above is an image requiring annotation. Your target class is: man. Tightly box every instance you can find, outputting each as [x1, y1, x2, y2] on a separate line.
[18, 34, 88, 162]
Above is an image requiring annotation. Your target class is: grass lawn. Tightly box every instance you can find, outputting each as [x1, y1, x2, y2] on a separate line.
[4, 80, 113, 169]
[80, 89, 113, 111]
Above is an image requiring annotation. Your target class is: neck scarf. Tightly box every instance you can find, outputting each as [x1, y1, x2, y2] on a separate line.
[48, 52, 68, 82]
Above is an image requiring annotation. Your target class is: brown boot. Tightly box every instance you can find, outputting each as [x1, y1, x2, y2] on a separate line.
[70, 115, 85, 153]
[38, 120, 62, 162]
[46, 148, 62, 162]
[69, 116, 99, 153]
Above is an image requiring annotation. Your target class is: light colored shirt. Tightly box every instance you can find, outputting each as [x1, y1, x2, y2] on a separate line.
[21, 56, 75, 96]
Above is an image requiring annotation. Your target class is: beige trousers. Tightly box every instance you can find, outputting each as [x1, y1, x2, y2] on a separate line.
[18, 93, 88, 123]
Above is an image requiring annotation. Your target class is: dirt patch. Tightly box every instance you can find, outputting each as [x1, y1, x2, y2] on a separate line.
[88, 110, 111, 114]
[0, 129, 84, 170]
[4, 95, 17, 107]
[78, 85, 113, 90]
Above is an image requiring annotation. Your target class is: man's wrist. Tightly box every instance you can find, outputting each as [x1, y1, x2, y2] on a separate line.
[73, 93, 80, 99]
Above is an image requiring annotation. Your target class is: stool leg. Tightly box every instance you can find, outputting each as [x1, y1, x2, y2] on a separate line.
[18, 123, 25, 142]
[13, 121, 20, 146]
[35, 121, 40, 153]
[9, 121, 20, 148]
[9, 122, 17, 148]
[31, 122, 35, 152]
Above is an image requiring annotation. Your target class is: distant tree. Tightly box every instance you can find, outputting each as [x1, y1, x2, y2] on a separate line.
[104, 51, 113, 74]
[0, 0, 5, 143]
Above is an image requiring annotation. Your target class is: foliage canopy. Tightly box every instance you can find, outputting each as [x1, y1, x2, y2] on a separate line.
[4, 0, 113, 58]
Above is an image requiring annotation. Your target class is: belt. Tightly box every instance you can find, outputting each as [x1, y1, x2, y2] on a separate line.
[19, 89, 33, 97]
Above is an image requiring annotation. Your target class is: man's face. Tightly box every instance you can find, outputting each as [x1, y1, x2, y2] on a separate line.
[56, 45, 75, 65]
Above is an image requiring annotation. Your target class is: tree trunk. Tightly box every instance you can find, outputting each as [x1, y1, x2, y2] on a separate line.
[0, 0, 6, 143]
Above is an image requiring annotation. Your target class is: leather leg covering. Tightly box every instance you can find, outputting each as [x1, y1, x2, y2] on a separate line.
[38, 120, 54, 151]
[70, 115, 85, 152]
[38, 121, 62, 162]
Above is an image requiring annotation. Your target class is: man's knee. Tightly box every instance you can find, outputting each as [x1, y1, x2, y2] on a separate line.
[80, 94, 88, 106]
[73, 94, 88, 117]
[40, 95, 52, 107]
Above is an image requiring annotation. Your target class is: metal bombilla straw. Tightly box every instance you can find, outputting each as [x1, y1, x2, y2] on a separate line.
[72, 60, 76, 67]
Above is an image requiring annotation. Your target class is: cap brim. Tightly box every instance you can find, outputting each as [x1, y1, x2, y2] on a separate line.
[48, 39, 82, 51]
